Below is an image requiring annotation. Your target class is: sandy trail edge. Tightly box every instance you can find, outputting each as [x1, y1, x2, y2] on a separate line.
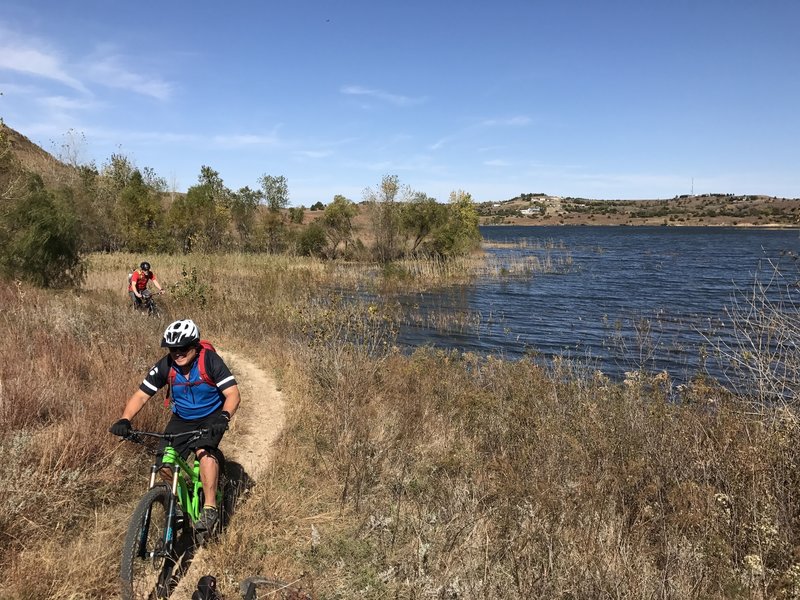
[166, 349, 286, 600]
[215, 350, 286, 479]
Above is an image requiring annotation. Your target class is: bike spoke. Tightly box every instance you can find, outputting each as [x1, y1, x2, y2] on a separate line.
[133, 501, 169, 597]
[121, 487, 180, 600]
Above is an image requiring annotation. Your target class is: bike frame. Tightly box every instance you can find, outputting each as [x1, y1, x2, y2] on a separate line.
[131, 429, 220, 561]
[154, 446, 203, 522]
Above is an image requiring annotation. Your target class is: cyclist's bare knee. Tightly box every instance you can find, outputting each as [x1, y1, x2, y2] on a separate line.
[196, 448, 222, 465]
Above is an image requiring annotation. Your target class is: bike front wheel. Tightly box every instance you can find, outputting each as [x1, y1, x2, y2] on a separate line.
[119, 485, 176, 600]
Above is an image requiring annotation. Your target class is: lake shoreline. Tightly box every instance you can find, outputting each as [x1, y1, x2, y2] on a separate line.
[477, 194, 800, 228]
[480, 221, 800, 229]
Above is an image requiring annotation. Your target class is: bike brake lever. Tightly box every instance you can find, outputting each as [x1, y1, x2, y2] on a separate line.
[124, 432, 143, 444]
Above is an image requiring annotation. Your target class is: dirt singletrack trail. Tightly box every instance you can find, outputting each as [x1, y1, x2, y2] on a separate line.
[167, 349, 286, 600]
[216, 350, 286, 478]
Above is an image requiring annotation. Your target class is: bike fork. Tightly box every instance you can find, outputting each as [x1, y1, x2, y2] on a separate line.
[136, 466, 179, 560]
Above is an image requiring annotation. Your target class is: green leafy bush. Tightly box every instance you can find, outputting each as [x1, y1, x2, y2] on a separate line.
[170, 264, 210, 306]
[296, 222, 327, 256]
[0, 175, 85, 287]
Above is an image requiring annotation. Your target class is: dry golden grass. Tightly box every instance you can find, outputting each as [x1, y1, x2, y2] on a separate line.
[2, 254, 800, 598]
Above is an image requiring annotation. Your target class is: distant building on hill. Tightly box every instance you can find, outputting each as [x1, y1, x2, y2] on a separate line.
[520, 206, 542, 216]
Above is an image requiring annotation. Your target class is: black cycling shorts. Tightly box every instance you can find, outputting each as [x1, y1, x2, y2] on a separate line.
[157, 410, 226, 465]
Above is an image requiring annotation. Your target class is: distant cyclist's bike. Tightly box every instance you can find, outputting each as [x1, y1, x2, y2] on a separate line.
[119, 429, 229, 600]
[139, 289, 162, 317]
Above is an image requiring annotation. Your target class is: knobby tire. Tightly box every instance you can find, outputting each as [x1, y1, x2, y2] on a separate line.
[119, 485, 177, 600]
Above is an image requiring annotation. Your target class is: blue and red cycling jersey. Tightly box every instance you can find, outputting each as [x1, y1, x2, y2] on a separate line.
[139, 350, 237, 420]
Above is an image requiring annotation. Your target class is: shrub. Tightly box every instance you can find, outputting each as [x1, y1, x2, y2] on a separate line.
[0, 174, 85, 287]
[297, 222, 327, 256]
[170, 264, 211, 306]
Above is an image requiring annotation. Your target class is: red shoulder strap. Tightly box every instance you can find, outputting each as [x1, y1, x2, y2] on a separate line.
[163, 342, 216, 408]
[165, 359, 176, 407]
[197, 340, 216, 387]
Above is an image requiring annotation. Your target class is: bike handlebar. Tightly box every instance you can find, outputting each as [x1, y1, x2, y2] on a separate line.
[124, 428, 208, 445]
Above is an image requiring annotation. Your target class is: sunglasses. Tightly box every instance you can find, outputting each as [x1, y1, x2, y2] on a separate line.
[168, 344, 195, 354]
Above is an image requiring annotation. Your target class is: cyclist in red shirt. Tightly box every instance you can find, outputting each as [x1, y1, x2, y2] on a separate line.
[129, 261, 163, 310]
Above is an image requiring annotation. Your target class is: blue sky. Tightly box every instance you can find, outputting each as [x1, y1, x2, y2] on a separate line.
[1, 0, 798, 204]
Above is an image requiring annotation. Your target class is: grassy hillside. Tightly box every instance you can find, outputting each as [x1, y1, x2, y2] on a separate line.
[0, 123, 75, 187]
[478, 193, 800, 227]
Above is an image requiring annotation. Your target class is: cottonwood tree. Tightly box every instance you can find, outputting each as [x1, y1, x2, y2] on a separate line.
[167, 166, 231, 252]
[258, 174, 289, 252]
[258, 210, 287, 253]
[401, 192, 447, 254]
[365, 174, 412, 262]
[259, 174, 289, 212]
[433, 190, 482, 257]
[322, 194, 358, 258]
[100, 153, 135, 193]
[230, 185, 264, 249]
[117, 170, 163, 251]
[141, 166, 167, 194]
[89, 153, 138, 250]
[84, 155, 169, 252]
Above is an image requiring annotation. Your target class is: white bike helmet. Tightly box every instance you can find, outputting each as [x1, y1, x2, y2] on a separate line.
[161, 319, 200, 348]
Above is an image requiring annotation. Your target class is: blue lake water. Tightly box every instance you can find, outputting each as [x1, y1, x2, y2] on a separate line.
[396, 226, 800, 382]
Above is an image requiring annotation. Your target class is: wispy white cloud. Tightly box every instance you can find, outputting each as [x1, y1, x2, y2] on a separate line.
[345, 154, 446, 176]
[429, 136, 452, 151]
[480, 116, 531, 127]
[0, 81, 40, 95]
[84, 51, 173, 100]
[212, 133, 279, 147]
[429, 116, 531, 152]
[340, 85, 427, 107]
[16, 121, 284, 153]
[122, 130, 200, 144]
[73, 129, 277, 148]
[0, 28, 88, 93]
[37, 95, 97, 111]
[477, 145, 507, 153]
[293, 149, 333, 159]
[484, 159, 511, 167]
[0, 27, 175, 101]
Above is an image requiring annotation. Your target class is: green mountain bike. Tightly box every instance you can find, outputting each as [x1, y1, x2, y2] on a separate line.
[119, 428, 228, 600]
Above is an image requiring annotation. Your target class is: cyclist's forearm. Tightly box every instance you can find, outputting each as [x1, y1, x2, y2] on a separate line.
[121, 390, 150, 421]
[221, 385, 241, 418]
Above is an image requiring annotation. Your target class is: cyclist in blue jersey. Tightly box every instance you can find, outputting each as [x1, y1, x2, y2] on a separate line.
[110, 319, 241, 532]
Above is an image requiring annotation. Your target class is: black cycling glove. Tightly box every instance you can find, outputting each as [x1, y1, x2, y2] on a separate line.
[110, 418, 132, 437]
[208, 411, 230, 436]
